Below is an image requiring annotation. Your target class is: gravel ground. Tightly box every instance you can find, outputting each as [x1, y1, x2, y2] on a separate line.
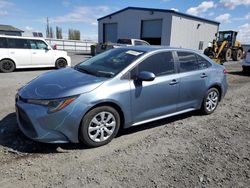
[0, 56, 249, 188]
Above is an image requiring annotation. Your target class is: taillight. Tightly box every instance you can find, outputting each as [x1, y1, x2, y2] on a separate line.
[223, 69, 228, 74]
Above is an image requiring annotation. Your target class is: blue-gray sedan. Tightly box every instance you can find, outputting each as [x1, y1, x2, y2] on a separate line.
[16, 46, 228, 147]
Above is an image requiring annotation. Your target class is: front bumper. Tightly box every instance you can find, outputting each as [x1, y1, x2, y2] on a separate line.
[16, 95, 89, 143]
[65, 55, 72, 67]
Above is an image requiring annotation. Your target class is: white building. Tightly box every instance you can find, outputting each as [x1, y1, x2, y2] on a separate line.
[98, 7, 220, 51]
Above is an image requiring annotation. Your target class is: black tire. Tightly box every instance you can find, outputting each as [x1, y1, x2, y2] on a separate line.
[0, 59, 15, 73]
[201, 88, 220, 115]
[55, 58, 67, 69]
[79, 106, 120, 147]
[232, 49, 243, 61]
[224, 48, 232, 62]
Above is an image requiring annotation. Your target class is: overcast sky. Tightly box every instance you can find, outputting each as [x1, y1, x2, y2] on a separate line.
[0, 0, 249, 43]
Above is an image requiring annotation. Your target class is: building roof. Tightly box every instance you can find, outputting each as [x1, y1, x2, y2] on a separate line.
[97, 7, 220, 25]
[0, 25, 24, 32]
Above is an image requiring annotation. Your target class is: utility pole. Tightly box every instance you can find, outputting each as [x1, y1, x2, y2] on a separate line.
[46, 17, 50, 38]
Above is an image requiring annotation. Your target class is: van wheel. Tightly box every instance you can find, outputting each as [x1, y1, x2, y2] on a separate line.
[55, 58, 67, 69]
[0, 59, 15, 73]
[79, 106, 120, 147]
[201, 88, 220, 115]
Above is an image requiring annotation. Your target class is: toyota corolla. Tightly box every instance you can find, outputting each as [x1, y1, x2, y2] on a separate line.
[16, 46, 228, 147]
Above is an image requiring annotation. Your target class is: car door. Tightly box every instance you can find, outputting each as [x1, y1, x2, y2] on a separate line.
[29, 40, 54, 67]
[7, 38, 32, 67]
[176, 51, 210, 111]
[130, 51, 179, 125]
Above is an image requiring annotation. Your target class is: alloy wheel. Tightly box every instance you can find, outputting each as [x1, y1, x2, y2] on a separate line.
[205, 90, 219, 112]
[88, 111, 116, 142]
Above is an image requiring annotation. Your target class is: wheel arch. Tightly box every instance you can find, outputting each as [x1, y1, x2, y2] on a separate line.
[55, 57, 67, 65]
[208, 84, 222, 101]
[78, 101, 125, 138]
[0, 58, 16, 65]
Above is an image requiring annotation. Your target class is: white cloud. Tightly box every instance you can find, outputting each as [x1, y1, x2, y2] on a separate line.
[25, 26, 33, 31]
[51, 6, 114, 25]
[215, 13, 231, 23]
[0, 0, 14, 16]
[186, 1, 214, 16]
[238, 23, 250, 43]
[246, 13, 250, 20]
[170, 8, 179, 12]
[220, 0, 250, 9]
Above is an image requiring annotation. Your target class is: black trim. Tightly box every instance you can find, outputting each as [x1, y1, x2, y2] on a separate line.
[97, 7, 220, 25]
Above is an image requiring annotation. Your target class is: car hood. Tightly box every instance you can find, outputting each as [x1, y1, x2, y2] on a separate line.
[19, 67, 107, 99]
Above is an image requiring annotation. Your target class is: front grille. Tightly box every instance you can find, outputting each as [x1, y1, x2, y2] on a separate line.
[17, 106, 38, 138]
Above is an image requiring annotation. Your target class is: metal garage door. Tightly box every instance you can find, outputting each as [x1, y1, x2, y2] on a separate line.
[104, 23, 118, 43]
[141, 19, 162, 45]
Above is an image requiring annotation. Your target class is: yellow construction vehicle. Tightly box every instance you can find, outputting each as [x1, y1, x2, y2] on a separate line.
[204, 30, 243, 64]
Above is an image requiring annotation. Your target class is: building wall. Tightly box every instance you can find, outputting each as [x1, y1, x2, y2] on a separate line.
[98, 9, 172, 45]
[0, 31, 22, 36]
[170, 15, 219, 51]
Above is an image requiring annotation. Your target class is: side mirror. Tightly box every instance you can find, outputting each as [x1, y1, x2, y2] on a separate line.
[45, 46, 51, 51]
[137, 71, 155, 82]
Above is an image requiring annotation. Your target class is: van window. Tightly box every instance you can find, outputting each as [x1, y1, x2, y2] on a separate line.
[0, 37, 7, 48]
[29, 40, 48, 49]
[8, 38, 30, 49]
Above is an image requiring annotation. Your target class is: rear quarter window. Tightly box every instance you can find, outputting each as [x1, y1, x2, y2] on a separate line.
[8, 38, 30, 49]
[177, 51, 211, 73]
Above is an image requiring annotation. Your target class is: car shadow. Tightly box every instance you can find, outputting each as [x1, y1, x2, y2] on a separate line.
[0, 110, 200, 154]
[228, 70, 249, 76]
[14, 67, 56, 72]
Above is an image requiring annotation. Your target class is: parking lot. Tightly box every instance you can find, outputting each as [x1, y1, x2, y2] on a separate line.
[0, 54, 249, 187]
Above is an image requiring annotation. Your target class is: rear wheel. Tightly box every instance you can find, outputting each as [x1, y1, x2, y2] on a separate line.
[232, 49, 243, 61]
[0, 59, 15, 73]
[201, 88, 220, 115]
[55, 58, 67, 69]
[79, 106, 120, 147]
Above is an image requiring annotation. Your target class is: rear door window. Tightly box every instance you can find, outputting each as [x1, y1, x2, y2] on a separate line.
[196, 54, 212, 69]
[8, 38, 30, 49]
[0, 37, 7, 48]
[132, 52, 175, 77]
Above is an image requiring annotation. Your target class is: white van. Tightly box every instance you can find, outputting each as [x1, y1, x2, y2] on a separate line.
[0, 35, 71, 73]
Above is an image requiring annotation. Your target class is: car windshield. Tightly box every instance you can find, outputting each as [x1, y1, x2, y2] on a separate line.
[75, 48, 145, 78]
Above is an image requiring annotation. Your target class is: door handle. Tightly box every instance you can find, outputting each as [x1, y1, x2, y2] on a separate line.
[169, 79, 179, 85]
[10, 52, 15, 54]
[200, 73, 208, 78]
[33, 52, 37, 54]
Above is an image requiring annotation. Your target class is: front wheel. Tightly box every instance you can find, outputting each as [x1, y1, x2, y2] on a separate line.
[55, 58, 67, 69]
[79, 106, 120, 147]
[201, 88, 220, 115]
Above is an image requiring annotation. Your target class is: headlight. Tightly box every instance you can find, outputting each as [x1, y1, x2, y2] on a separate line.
[27, 95, 78, 113]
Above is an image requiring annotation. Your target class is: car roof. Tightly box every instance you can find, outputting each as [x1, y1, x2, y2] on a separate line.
[0, 35, 45, 40]
[119, 45, 200, 53]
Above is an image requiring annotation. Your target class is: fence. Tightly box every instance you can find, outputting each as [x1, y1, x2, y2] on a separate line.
[46, 38, 97, 54]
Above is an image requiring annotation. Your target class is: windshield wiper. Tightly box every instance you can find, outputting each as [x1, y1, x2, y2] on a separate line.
[97, 71, 115, 78]
[75, 66, 96, 76]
